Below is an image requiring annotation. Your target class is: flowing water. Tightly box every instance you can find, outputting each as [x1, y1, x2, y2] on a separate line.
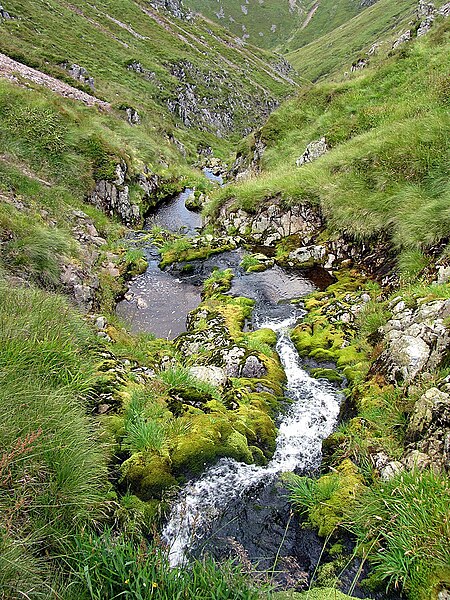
[117, 183, 342, 572]
[162, 306, 342, 566]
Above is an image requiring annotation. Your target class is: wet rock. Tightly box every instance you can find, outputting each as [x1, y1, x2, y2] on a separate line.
[296, 137, 328, 167]
[190, 366, 227, 387]
[240, 355, 267, 378]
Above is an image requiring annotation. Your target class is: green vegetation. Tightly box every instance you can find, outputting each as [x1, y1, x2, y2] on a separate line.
[348, 469, 450, 600]
[208, 22, 450, 277]
[287, 0, 417, 80]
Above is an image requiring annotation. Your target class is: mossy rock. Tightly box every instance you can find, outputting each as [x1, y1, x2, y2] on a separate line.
[127, 257, 148, 277]
[245, 327, 278, 348]
[309, 459, 365, 537]
[310, 368, 343, 384]
[170, 413, 254, 475]
[250, 445, 267, 466]
[271, 589, 363, 599]
[120, 453, 177, 501]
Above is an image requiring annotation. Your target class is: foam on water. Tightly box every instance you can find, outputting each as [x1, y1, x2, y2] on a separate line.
[162, 311, 341, 566]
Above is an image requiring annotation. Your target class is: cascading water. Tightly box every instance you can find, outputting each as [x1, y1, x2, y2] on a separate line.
[162, 308, 342, 566]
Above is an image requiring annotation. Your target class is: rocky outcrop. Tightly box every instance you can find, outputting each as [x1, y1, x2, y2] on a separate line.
[392, 0, 450, 49]
[350, 58, 367, 72]
[88, 162, 140, 226]
[125, 107, 141, 125]
[392, 30, 412, 49]
[230, 134, 266, 182]
[376, 297, 450, 384]
[0, 4, 11, 18]
[176, 308, 266, 379]
[296, 137, 329, 167]
[150, 0, 186, 18]
[127, 61, 156, 81]
[167, 60, 278, 137]
[403, 386, 450, 471]
[63, 63, 95, 90]
[215, 200, 324, 247]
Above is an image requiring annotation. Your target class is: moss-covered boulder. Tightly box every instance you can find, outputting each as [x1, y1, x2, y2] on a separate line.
[120, 453, 177, 500]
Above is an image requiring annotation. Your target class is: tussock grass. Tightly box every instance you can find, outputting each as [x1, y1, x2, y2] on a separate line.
[0, 283, 108, 595]
[347, 470, 450, 599]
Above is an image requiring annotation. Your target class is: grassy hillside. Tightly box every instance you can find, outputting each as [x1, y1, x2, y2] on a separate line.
[184, 0, 374, 53]
[207, 20, 450, 280]
[0, 0, 295, 142]
[287, 0, 417, 80]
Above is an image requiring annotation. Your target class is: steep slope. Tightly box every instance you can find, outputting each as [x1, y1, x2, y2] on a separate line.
[287, 0, 419, 80]
[208, 18, 450, 281]
[183, 0, 377, 52]
[0, 0, 296, 141]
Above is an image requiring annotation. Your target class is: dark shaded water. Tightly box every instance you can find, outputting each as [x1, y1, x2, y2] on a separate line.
[145, 188, 203, 235]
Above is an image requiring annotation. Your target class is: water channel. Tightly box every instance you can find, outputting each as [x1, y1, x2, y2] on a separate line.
[116, 183, 343, 584]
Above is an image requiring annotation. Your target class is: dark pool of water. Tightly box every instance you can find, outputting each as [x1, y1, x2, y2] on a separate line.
[116, 246, 202, 339]
[145, 188, 202, 235]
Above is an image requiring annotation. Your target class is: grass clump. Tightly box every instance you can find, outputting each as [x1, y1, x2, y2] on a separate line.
[347, 469, 450, 599]
[69, 528, 262, 600]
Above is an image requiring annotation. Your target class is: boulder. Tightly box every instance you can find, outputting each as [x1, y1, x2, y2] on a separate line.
[189, 366, 227, 388]
[240, 355, 267, 378]
[0, 4, 11, 18]
[296, 137, 328, 167]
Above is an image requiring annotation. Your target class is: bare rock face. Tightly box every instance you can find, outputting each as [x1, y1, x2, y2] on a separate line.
[167, 60, 278, 137]
[125, 107, 141, 125]
[296, 137, 328, 167]
[150, 0, 185, 18]
[88, 162, 141, 226]
[392, 30, 412, 49]
[215, 199, 324, 247]
[376, 298, 450, 384]
[403, 387, 450, 472]
[63, 63, 95, 90]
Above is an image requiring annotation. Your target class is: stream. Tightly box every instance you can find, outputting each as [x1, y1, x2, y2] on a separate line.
[162, 307, 342, 568]
[117, 183, 344, 585]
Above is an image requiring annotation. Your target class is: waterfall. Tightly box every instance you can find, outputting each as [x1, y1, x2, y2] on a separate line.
[162, 311, 341, 566]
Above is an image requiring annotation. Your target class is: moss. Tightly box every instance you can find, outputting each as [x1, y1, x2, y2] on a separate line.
[309, 459, 365, 537]
[120, 453, 177, 501]
[225, 430, 253, 464]
[310, 368, 343, 384]
[249, 445, 267, 466]
[126, 257, 148, 277]
[272, 590, 362, 600]
[245, 328, 277, 347]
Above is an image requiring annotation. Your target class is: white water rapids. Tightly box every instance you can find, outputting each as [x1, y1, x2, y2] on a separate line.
[162, 310, 342, 566]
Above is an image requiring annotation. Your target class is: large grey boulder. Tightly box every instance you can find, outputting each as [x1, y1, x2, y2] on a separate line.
[404, 387, 450, 471]
[377, 299, 450, 384]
